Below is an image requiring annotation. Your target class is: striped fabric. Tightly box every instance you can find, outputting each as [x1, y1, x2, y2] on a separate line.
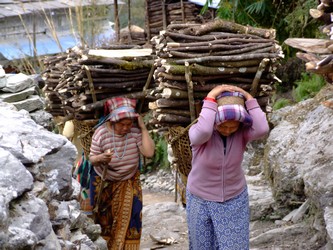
[90, 124, 142, 181]
[216, 91, 246, 100]
[104, 97, 139, 122]
[215, 91, 253, 126]
[215, 104, 253, 126]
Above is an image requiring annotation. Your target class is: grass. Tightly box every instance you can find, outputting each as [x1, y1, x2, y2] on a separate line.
[272, 98, 293, 111]
[141, 131, 170, 174]
[293, 73, 326, 102]
[272, 72, 326, 110]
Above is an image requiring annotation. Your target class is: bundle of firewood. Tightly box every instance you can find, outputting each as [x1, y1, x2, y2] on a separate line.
[149, 19, 284, 128]
[42, 46, 157, 121]
[145, 0, 215, 41]
[285, 0, 333, 83]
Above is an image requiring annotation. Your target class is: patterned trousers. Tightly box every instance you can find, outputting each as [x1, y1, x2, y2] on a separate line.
[186, 187, 250, 250]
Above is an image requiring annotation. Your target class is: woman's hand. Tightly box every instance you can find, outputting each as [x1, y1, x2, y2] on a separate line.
[231, 86, 253, 100]
[207, 84, 253, 100]
[92, 149, 113, 165]
[137, 115, 147, 131]
[137, 115, 155, 158]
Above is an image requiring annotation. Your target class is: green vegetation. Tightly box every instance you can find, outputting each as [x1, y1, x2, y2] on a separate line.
[142, 132, 170, 173]
[293, 73, 326, 102]
[201, 1, 327, 110]
[271, 73, 326, 110]
[202, 0, 320, 58]
[116, 0, 146, 28]
[141, 111, 170, 172]
[272, 98, 293, 111]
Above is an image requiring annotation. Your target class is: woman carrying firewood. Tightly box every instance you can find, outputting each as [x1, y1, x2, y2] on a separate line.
[186, 84, 269, 249]
[89, 97, 155, 250]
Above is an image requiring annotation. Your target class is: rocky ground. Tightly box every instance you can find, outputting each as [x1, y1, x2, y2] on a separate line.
[140, 170, 188, 250]
[139, 169, 324, 250]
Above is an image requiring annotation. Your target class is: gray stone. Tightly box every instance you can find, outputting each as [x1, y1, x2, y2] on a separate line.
[11, 94, 44, 112]
[0, 106, 68, 164]
[29, 109, 54, 131]
[0, 86, 37, 102]
[1, 73, 34, 93]
[0, 102, 103, 249]
[324, 206, 333, 247]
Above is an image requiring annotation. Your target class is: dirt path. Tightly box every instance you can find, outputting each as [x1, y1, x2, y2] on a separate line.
[142, 189, 175, 206]
[139, 174, 319, 250]
[141, 189, 188, 250]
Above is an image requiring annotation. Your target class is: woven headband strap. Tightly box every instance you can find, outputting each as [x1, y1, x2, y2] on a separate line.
[110, 106, 136, 118]
[216, 91, 245, 100]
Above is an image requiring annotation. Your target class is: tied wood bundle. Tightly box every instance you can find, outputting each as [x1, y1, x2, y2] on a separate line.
[149, 19, 284, 128]
[285, 0, 333, 84]
[42, 45, 157, 121]
[145, 0, 215, 41]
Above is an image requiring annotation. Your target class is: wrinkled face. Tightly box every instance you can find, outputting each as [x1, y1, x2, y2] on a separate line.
[113, 118, 134, 135]
[216, 120, 240, 137]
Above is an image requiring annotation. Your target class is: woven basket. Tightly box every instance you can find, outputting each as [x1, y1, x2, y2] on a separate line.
[167, 126, 193, 176]
[73, 119, 99, 158]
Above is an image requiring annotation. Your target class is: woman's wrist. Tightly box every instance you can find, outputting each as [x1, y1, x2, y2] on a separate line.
[95, 154, 104, 165]
[244, 93, 254, 100]
[204, 96, 217, 103]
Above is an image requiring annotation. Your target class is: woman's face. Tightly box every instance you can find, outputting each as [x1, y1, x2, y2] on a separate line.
[113, 118, 134, 135]
[216, 120, 240, 136]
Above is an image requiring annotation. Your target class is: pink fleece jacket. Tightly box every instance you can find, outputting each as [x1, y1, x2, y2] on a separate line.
[187, 98, 269, 202]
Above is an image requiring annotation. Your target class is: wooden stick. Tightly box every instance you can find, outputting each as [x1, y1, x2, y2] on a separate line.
[189, 19, 276, 39]
[93, 162, 109, 217]
[138, 64, 155, 113]
[250, 58, 270, 96]
[79, 89, 154, 112]
[174, 53, 280, 64]
[84, 65, 97, 104]
[185, 61, 196, 121]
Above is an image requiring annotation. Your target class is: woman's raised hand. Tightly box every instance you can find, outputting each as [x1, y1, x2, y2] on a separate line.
[207, 84, 253, 100]
[137, 115, 147, 131]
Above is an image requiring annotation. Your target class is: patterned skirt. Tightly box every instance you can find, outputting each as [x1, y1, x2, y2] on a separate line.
[186, 187, 250, 250]
[91, 170, 142, 250]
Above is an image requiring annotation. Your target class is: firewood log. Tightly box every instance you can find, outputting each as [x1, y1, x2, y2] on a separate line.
[163, 63, 258, 75]
[306, 61, 333, 74]
[79, 57, 154, 70]
[184, 19, 276, 39]
[157, 113, 191, 124]
[295, 52, 321, 63]
[79, 89, 154, 112]
[173, 53, 280, 65]
[309, 9, 332, 24]
[154, 108, 190, 117]
[149, 98, 189, 109]
[284, 38, 333, 54]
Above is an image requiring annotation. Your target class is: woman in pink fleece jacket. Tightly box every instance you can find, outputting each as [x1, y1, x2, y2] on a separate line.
[186, 84, 269, 250]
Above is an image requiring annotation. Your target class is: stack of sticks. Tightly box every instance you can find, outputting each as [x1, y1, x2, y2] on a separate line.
[145, 0, 215, 41]
[42, 46, 157, 121]
[149, 19, 284, 128]
[285, 0, 333, 83]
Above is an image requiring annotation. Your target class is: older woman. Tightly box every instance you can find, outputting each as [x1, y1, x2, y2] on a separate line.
[186, 84, 269, 250]
[89, 97, 155, 250]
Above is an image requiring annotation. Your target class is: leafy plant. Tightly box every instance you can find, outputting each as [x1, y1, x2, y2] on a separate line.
[201, 0, 319, 58]
[292, 73, 326, 102]
[272, 98, 293, 110]
[141, 131, 169, 173]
